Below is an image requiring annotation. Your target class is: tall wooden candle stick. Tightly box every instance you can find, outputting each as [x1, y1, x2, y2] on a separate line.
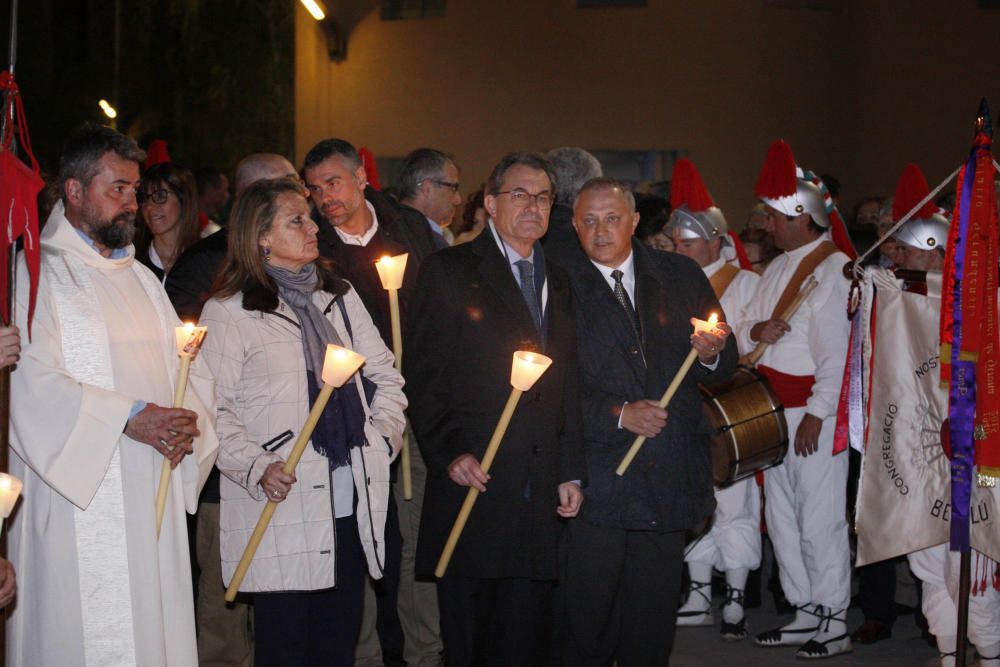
[375, 253, 412, 500]
[155, 322, 207, 537]
[435, 351, 552, 578]
[616, 313, 720, 476]
[225, 344, 366, 602]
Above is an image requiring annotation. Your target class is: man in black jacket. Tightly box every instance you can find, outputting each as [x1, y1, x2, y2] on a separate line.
[405, 152, 586, 667]
[549, 177, 736, 666]
[303, 138, 443, 667]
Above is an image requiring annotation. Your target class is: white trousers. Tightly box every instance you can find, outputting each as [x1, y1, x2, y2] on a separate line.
[763, 407, 851, 610]
[908, 544, 1000, 648]
[685, 477, 762, 572]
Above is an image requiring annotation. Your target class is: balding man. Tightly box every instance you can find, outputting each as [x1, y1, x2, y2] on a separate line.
[165, 153, 297, 320]
[164, 152, 297, 667]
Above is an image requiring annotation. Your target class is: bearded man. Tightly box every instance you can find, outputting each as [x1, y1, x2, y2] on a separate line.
[7, 124, 218, 666]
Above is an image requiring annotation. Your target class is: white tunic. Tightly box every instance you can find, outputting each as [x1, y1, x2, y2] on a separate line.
[685, 259, 762, 572]
[7, 203, 218, 667]
[704, 257, 759, 357]
[733, 233, 853, 610]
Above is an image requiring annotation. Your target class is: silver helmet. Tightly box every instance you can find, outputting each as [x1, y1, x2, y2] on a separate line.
[758, 168, 831, 228]
[666, 205, 728, 241]
[892, 214, 949, 252]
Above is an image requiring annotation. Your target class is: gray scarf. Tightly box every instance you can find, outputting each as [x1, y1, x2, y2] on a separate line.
[265, 262, 365, 468]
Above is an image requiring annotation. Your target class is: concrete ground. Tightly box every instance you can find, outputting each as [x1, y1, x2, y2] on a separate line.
[671, 594, 961, 666]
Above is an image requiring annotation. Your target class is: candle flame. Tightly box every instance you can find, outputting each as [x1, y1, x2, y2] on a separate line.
[183, 322, 195, 332]
[0, 477, 10, 491]
[708, 313, 718, 325]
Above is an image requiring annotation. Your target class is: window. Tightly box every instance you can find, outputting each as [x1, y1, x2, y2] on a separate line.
[380, 0, 446, 20]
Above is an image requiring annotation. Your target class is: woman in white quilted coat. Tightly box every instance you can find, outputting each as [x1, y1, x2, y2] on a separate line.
[198, 177, 406, 666]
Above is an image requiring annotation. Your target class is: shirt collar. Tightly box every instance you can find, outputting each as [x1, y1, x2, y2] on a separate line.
[784, 232, 830, 261]
[426, 216, 444, 237]
[72, 226, 130, 259]
[334, 200, 380, 246]
[489, 220, 533, 264]
[589, 250, 634, 281]
[703, 255, 727, 278]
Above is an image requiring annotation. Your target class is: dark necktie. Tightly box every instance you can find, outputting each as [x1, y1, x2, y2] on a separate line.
[612, 269, 640, 337]
[516, 259, 542, 332]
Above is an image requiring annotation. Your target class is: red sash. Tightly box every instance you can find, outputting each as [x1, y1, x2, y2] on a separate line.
[757, 364, 814, 408]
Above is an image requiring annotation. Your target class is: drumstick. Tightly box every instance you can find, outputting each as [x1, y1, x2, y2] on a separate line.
[741, 276, 818, 367]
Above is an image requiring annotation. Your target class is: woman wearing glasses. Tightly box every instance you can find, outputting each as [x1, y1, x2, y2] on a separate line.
[136, 163, 201, 281]
[198, 176, 406, 666]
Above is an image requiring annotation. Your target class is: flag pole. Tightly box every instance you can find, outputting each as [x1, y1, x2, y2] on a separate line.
[0, 2, 19, 662]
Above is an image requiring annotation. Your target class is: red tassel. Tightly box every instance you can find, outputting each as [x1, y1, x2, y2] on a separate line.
[755, 140, 797, 199]
[358, 146, 381, 191]
[670, 158, 715, 212]
[143, 139, 171, 170]
[728, 231, 752, 270]
[891, 164, 938, 222]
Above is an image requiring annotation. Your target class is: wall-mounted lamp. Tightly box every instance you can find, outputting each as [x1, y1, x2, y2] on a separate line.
[300, 0, 346, 61]
[98, 99, 118, 119]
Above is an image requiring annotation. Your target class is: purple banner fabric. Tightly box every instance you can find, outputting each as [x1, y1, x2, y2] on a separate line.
[948, 149, 978, 552]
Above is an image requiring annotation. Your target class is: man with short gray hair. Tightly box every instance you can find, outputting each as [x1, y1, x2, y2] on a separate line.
[543, 146, 602, 248]
[398, 148, 462, 248]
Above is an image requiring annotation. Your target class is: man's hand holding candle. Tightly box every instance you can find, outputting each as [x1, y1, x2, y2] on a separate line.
[125, 404, 200, 467]
[690, 318, 732, 364]
[448, 454, 490, 493]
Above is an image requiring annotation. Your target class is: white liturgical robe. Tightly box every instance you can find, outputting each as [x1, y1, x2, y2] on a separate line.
[6, 202, 218, 666]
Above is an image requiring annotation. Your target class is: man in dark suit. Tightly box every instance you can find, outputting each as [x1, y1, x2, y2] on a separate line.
[302, 138, 443, 667]
[405, 151, 586, 667]
[549, 177, 737, 666]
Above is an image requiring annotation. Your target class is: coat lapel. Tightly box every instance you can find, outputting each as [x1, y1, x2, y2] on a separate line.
[471, 231, 542, 348]
[574, 251, 647, 384]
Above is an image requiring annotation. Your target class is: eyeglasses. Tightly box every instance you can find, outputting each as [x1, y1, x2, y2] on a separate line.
[137, 188, 175, 206]
[429, 179, 460, 194]
[496, 189, 553, 209]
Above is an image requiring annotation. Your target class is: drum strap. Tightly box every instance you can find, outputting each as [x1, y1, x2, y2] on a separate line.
[769, 241, 837, 321]
[709, 263, 740, 300]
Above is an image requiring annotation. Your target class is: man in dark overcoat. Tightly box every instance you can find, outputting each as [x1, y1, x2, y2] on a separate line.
[548, 177, 737, 666]
[405, 151, 586, 667]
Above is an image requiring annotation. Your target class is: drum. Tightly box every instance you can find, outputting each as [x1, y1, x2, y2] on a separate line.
[699, 367, 788, 486]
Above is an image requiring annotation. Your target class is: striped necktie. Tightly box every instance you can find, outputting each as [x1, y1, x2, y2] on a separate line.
[611, 269, 640, 337]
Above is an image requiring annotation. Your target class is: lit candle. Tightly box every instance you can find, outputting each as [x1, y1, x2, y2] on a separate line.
[226, 344, 366, 602]
[0, 473, 23, 535]
[156, 323, 209, 537]
[435, 350, 553, 578]
[375, 253, 413, 500]
[616, 313, 720, 476]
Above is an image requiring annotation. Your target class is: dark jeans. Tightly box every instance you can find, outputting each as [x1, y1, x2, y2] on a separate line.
[254, 515, 366, 667]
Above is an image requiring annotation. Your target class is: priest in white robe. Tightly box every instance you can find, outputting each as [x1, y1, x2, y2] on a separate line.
[6, 125, 218, 667]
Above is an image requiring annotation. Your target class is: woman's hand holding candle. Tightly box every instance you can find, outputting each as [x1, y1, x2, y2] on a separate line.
[260, 462, 297, 502]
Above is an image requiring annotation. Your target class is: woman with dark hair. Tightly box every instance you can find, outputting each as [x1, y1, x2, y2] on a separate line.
[198, 177, 406, 666]
[452, 187, 487, 245]
[136, 163, 201, 280]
